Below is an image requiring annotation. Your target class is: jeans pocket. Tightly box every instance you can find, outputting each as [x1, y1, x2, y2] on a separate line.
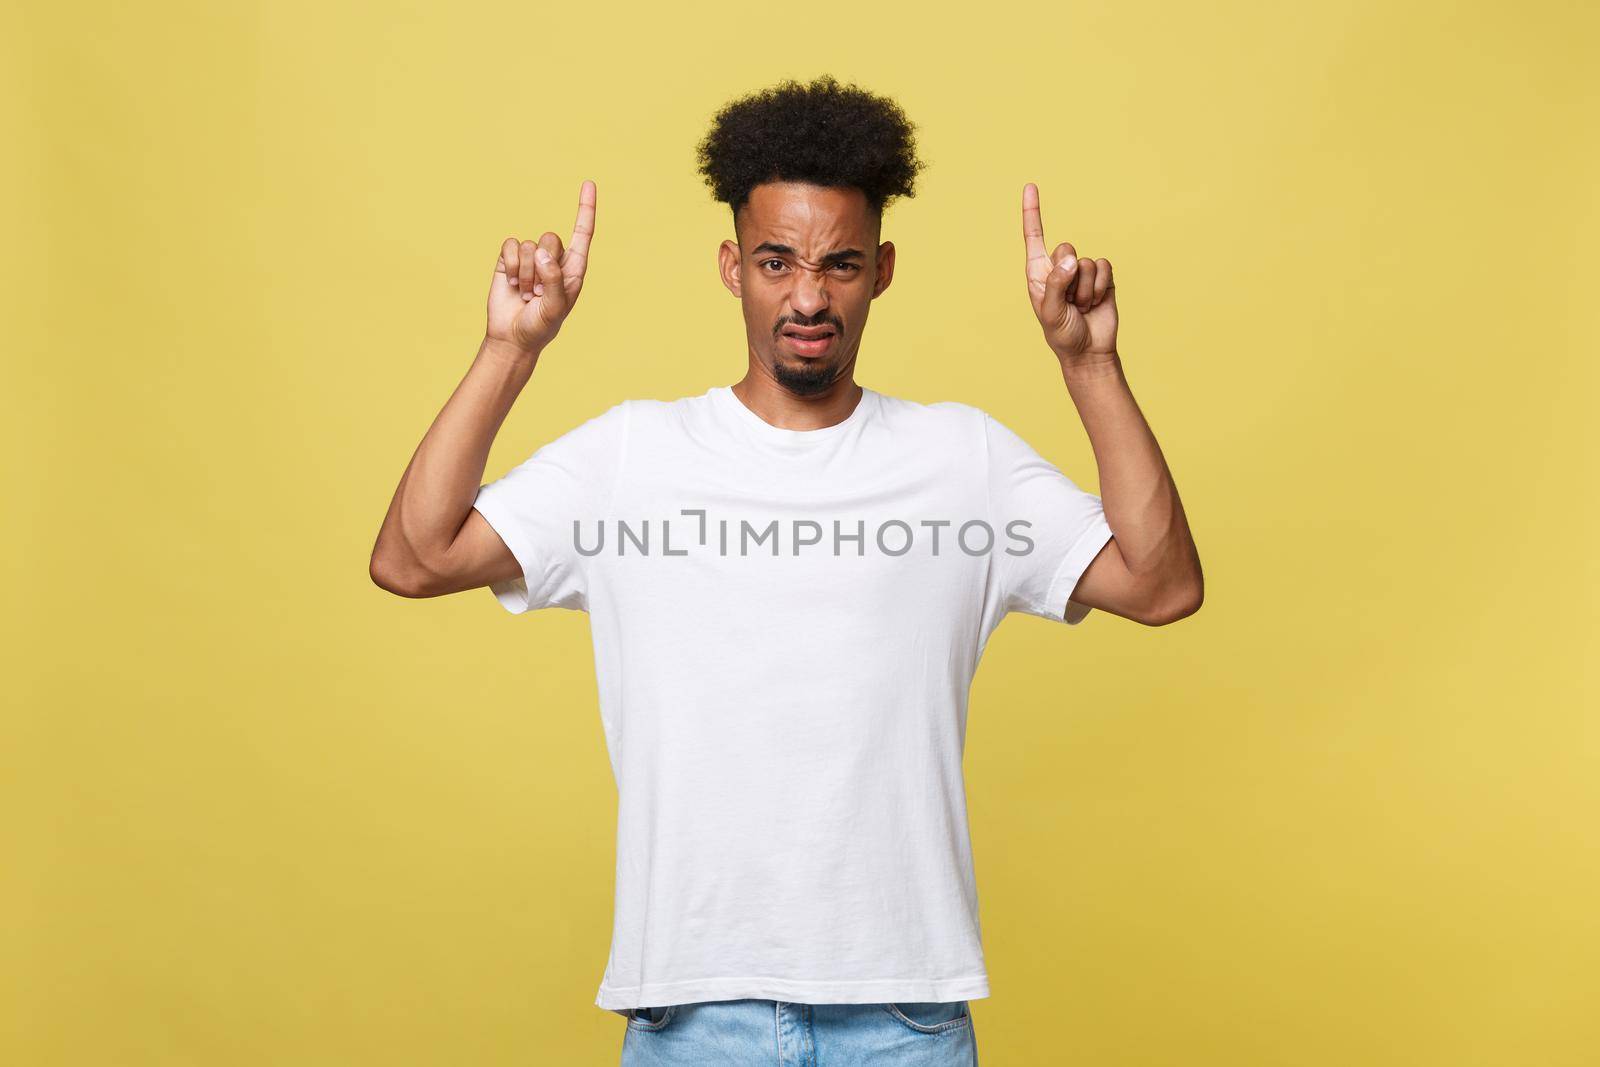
[884, 1000, 971, 1033]
[625, 1004, 679, 1033]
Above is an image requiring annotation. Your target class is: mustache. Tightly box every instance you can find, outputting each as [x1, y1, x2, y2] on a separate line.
[774, 314, 842, 336]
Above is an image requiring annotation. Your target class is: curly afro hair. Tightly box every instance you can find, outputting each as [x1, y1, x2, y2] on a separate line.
[695, 74, 926, 228]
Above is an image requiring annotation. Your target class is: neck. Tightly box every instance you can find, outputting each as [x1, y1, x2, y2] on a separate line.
[730, 363, 863, 432]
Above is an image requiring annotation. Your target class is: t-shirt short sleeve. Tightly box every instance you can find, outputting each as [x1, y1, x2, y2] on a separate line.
[984, 411, 1114, 625]
[471, 400, 629, 614]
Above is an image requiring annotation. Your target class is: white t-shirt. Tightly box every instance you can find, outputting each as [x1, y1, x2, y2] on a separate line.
[471, 383, 1114, 1013]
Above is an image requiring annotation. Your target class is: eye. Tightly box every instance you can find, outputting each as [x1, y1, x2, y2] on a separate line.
[761, 258, 787, 272]
[831, 262, 860, 273]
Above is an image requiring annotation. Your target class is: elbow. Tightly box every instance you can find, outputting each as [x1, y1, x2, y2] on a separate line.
[369, 550, 434, 599]
[1141, 578, 1204, 627]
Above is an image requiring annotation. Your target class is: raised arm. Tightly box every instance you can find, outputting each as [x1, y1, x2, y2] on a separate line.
[368, 180, 597, 598]
[1020, 182, 1203, 626]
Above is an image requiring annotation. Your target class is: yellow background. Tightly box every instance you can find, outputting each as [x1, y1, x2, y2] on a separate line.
[8, 0, 1597, 1063]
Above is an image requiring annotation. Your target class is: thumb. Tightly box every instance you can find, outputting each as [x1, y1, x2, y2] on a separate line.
[1041, 253, 1078, 324]
[532, 245, 569, 315]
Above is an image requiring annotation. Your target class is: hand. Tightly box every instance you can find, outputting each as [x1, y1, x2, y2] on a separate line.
[486, 179, 597, 356]
[1021, 182, 1117, 364]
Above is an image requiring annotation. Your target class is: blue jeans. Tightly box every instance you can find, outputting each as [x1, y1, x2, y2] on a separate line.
[619, 999, 979, 1065]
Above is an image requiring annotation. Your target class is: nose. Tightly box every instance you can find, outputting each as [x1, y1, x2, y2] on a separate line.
[787, 263, 831, 318]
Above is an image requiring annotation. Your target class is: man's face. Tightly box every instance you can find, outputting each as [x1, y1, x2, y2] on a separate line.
[717, 181, 895, 396]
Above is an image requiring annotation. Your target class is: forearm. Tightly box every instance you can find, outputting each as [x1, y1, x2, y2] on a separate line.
[372, 337, 540, 575]
[1059, 352, 1201, 599]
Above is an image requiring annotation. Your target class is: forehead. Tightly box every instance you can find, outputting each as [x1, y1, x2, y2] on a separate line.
[738, 181, 875, 248]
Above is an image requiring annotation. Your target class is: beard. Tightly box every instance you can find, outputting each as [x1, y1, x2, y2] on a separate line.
[771, 353, 838, 396]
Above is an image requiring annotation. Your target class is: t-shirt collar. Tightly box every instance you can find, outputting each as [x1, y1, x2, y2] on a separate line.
[711, 383, 878, 449]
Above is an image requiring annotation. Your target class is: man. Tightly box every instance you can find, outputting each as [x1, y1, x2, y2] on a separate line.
[369, 75, 1202, 1065]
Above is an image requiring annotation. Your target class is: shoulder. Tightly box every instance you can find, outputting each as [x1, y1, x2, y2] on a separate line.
[874, 393, 1049, 469]
[617, 390, 714, 432]
[623, 385, 735, 415]
[514, 399, 632, 467]
[555, 397, 632, 442]
[871, 390, 990, 435]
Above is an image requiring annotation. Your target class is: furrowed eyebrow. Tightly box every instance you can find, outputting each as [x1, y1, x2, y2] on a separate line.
[751, 242, 865, 264]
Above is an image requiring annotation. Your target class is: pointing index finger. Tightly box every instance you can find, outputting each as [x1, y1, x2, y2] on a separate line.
[566, 179, 596, 275]
[1022, 182, 1048, 264]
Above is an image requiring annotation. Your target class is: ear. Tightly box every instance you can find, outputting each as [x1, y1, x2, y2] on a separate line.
[871, 240, 896, 299]
[718, 239, 743, 298]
